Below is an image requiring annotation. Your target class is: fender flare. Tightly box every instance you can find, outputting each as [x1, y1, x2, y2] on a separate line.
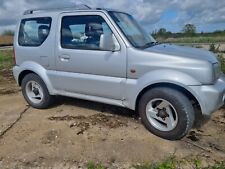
[16, 61, 55, 95]
[125, 69, 203, 111]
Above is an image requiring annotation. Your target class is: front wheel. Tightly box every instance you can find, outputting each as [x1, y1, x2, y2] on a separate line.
[138, 87, 195, 140]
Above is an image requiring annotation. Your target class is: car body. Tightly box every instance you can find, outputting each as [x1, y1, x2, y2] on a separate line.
[13, 5, 225, 140]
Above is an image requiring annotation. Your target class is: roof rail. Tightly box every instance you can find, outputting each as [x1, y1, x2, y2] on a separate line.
[24, 4, 91, 15]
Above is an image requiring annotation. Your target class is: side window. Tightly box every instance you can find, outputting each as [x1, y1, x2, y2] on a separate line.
[18, 17, 52, 47]
[61, 15, 112, 50]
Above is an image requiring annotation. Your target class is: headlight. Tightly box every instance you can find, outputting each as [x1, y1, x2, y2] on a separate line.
[213, 63, 221, 80]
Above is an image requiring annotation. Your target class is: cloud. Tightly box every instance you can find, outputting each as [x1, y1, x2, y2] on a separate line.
[0, 0, 225, 33]
[173, 0, 225, 24]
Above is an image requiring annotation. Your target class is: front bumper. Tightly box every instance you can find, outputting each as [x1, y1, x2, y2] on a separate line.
[190, 74, 225, 115]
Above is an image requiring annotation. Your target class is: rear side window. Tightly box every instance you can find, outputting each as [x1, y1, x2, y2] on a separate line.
[18, 17, 52, 47]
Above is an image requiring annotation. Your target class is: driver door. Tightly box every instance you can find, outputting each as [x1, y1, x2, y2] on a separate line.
[53, 12, 127, 100]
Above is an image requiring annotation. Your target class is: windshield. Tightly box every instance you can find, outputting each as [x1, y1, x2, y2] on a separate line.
[108, 11, 156, 49]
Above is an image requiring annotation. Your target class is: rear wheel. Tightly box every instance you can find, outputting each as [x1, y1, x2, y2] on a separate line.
[138, 87, 195, 140]
[21, 73, 53, 109]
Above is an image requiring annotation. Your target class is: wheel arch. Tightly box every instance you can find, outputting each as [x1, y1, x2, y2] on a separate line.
[18, 70, 37, 86]
[135, 82, 202, 116]
[16, 61, 55, 95]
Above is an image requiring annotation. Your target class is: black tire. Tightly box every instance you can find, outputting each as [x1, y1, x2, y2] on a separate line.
[138, 87, 195, 140]
[21, 73, 54, 109]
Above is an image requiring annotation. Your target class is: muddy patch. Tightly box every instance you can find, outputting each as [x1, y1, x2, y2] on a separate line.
[0, 87, 20, 95]
[41, 129, 60, 144]
[186, 130, 212, 142]
[0, 69, 14, 80]
[70, 122, 90, 135]
[0, 69, 20, 95]
[212, 114, 225, 127]
[48, 113, 128, 135]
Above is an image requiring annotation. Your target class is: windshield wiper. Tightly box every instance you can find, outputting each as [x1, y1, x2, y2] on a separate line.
[140, 41, 160, 49]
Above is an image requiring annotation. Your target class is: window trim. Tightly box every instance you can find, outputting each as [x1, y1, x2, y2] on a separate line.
[60, 14, 118, 51]
[18, 17, 52, 47]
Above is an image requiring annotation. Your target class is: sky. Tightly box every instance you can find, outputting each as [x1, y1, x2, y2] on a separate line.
[0, 0, 225, 34]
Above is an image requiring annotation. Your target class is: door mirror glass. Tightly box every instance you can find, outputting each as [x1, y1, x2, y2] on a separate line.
[100, 33, 120, 51]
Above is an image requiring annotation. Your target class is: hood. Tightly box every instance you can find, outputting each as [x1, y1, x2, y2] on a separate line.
[145, 44, 218, 64]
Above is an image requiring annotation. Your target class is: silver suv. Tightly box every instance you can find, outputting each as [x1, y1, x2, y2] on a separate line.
[13, 5, 225, 140]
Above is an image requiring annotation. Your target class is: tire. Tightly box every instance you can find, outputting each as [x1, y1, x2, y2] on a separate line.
[21, 73, 54, 109]
[138, 87, 195, 140]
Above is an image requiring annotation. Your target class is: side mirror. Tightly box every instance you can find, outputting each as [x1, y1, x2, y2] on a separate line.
[100, 33, 120, 52]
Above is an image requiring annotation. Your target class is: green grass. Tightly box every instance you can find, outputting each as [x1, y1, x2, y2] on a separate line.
[0, 50, 13, 81]
[133, 156, 178, 169]
[87, 162, 106, 169]
[204, 162, 225, 169]
[133, 156, 225, 169]
[0, 50, 13, 70]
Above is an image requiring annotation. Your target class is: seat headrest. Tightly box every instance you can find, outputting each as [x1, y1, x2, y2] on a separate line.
[85, 23, 103, 36]
[38, 25, 50, 35]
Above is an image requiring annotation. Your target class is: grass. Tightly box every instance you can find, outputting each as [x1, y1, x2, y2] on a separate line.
[0, 50, 13, 81]
[133, 156, 177, 169]
[205, 162, 225, 169]
[87, 162, 106, 169]
[0, 50, 13, 70]
[132, 156, 225, 169]
[85, 157, 225, 169]
[0, 35, 13, 46]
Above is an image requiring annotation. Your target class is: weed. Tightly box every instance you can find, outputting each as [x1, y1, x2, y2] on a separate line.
[218, 54, 225, 73]
[194, 158, 202, 169]
[133, 156, 177, 169]
[209, 43, 220, 53]
[133, 155, 225, 169]
[203, 161, 225, 169]
[87, 162, 106, 169]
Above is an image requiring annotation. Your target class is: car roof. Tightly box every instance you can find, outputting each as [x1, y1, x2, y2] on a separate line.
[23, 4, 123, 16]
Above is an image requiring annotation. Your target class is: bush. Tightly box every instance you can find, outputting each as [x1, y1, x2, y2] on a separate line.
[209, 44, 220, 53]
[218, 54, 225, 73]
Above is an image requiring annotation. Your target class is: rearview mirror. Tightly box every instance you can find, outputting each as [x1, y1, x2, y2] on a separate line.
[100, 33, 120, 52]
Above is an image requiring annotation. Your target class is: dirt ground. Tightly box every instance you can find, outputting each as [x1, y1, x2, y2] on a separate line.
[0, 72, 225, 169]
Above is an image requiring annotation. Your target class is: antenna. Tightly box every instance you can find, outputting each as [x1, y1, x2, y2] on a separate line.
[24, 4, 91, 15]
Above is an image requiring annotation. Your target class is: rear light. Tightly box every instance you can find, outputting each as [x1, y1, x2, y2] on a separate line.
[13, 47, 16, 65]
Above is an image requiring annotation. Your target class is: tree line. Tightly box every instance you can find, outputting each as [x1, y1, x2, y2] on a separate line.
[1, 30, 14, 36]
[152, 24, 225, 39]
[1, 24, 225, 38]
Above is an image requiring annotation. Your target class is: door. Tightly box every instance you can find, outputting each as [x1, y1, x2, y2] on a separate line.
[53, 12, 127, 100]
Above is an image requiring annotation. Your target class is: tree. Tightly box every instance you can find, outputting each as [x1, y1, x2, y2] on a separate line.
[182, 24, 196, 35]
[157, 28, 167, 36]
[2, 30, 14, 36]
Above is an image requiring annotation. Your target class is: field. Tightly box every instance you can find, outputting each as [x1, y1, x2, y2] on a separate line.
[0, 36, 13, 46]
[157, 36, 225, 44]
[0, 45, 225, 168]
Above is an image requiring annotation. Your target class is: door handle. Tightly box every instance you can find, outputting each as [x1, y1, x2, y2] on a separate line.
[59, 55, 70, 62]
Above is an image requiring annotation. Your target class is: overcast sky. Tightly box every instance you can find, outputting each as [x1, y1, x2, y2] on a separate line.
[0, 0, 225, 34]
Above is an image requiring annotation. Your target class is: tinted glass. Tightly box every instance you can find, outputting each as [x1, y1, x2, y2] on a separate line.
[61, 15, 112, 50]
[18, 17, 52, 47]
